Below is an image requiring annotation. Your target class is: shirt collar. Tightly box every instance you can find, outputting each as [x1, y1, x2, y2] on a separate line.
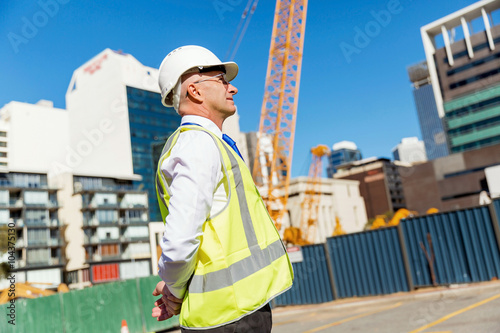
[181, 115, 223, 139]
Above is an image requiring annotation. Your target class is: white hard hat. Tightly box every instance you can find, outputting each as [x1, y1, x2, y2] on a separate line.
[158, 45, 238, 109]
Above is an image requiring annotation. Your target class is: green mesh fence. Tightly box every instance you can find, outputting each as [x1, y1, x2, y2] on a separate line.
[0, 276, 179, 333]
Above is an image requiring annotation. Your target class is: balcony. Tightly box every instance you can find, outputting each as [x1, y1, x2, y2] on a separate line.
[8, 199, 23, 208]
[96, 202, 119, 208]
[82, 202, 119, 210]
[0, 180, 55, 190]
[121, 252, 151, 260]
[84, 236, 120, 245]
[50, 219, 61, 227]
[26, 238, 61, 247]
[26, 259, 51, 266]
[74, 184, 142, 194]
[51, 257, 63, 265]
[24, 201, 49, 208]
[99, 237, 121, 244]
[15, 239, 25, 249]
[26, 257, 63, 267]
[15, 219, 24, 228]
[90, 253, 122, 262]
[120, 235, 149, 243]
[13, 259, 26, 269]
[119, 203, 148, 210]
[49, 238, 63, 246]
[25, 220, 51, 227]
[84, 235, 98, 245]
[83, 218, 100, 227]
[83, 218, 119, 226]
[98, 219, 119, 225]
[48, 201, 60, 209]
[119, 202, 148, 208]
[119, 217, 148, 225]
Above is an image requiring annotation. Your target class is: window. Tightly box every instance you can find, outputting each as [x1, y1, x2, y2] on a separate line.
[28, 229, 49, 245]
[0, 132, 6, 137]
[24, 191, 49, 205]
[100, 244, 119, 257]
[0, 142, 6, 147]
[26, 248, 50, 264]
[96, 210, 117, 223]
[25, 209, 49, 226]
[0, 152, 6, 157]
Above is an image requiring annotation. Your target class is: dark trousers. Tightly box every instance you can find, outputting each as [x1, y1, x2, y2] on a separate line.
[181, 303, 272, 333]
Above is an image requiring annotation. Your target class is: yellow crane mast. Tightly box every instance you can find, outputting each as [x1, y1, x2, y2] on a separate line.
[252, 0, 308, 231]
[284, 144, 329, 245]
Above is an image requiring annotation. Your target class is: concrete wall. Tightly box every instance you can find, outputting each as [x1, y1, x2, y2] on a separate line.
[287, 177, 367, 243]
[0, 101, 69, 174]
[49, 172, 86, 272]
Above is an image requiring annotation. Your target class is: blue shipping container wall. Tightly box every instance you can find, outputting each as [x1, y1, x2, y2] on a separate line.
[401, 206, 500, 287]
[326, 227, 409, 298]
[274, 244, 334, 306]
[494, 199, 500, 230]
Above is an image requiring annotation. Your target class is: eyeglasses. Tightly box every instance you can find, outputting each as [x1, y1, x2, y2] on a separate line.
[193, 73, 229, 88]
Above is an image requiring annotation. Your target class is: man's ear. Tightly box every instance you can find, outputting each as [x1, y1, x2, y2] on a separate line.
[186, 83, 203, 103]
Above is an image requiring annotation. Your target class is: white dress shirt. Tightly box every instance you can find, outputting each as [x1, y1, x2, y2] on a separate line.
[158, 115, 228, 299]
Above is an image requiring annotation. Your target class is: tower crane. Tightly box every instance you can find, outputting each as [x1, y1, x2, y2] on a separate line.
[252, 0, 308, 231]
[283, 144, 329, 245]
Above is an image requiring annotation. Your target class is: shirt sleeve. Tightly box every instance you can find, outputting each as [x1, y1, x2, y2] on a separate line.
[157, 130, 222, 299]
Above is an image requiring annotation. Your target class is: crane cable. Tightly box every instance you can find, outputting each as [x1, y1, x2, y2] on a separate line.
[224, 0, 260, 61]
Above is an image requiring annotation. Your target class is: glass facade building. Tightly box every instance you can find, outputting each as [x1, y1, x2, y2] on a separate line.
[126, 87, 181, 222]
[327, 148, 362, 178]
[412, 84, 449, 159]
[444, 82, 500, 153]
[408, 61, 449, 160]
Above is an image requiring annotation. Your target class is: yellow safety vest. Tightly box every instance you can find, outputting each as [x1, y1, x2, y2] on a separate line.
[156, 125, 294, 329]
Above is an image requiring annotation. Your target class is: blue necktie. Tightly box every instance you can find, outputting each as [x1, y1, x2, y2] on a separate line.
[223, 134, 244, 160]
[182, 122, 243, 160]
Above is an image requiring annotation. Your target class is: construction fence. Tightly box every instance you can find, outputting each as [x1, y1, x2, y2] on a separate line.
[274, 199, 500, 305]
[2, 200, 500, 332]
[0, 275, 178, 333]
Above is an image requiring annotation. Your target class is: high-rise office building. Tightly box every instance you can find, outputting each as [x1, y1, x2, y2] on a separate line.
[66, 49, 181, 222]
[326, 141, 362, 178]
[407, 61, 449, 160]
[421, 0, 500, 154]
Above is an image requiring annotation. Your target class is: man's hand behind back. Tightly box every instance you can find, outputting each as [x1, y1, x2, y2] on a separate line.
[152, 280, 183, 321]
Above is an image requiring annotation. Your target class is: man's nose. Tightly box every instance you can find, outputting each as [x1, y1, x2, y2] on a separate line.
[228, 83, 238, 95]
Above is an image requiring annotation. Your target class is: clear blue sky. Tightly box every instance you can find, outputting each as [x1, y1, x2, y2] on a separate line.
[0, 0, 486, 176]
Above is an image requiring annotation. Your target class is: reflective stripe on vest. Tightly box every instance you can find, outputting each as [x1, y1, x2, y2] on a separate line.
[156, 125, 294, 329]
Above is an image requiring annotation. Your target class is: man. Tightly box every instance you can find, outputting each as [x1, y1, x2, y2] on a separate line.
[152, 45, 293, 332]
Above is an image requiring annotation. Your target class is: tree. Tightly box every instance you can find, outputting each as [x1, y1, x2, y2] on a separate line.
[0, 225, 10, 278]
